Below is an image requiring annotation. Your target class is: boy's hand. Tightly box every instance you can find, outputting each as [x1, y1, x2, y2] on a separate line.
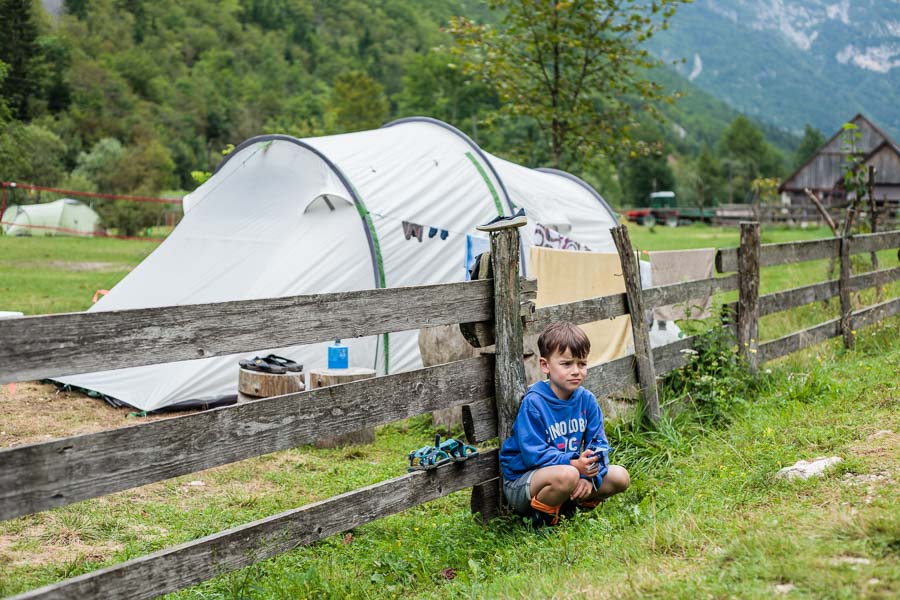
[570, 450, 599, 477]
[570, 478, 594, 501]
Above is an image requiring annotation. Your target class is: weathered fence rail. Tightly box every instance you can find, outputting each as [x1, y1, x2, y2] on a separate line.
[0, 280, 495, 384]
[0, 356, 494, 522]
[715, 229, 900, 273]
[12, 452, 500, 600]
[1, 223, 898, 600]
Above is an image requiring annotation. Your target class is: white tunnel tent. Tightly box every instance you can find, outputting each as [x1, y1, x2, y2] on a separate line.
[55, 117, 621, 412]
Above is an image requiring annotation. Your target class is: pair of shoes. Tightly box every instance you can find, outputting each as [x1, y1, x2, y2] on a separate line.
[476, 207, 527, 232]
[239, 354, 303, 374]
[437, 436, 478, 462]
[407, 434, 453, 471]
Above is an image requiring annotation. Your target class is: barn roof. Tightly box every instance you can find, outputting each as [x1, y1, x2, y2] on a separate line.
[780, 114, 900, 193]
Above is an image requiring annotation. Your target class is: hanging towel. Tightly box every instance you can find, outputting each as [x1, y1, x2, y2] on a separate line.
[529, 247, 632, 366]
[649, 248, 716, 320]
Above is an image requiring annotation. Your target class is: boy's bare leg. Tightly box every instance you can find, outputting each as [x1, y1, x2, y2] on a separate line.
[529, 465, 580, 505]
[585, 465, 630, 503]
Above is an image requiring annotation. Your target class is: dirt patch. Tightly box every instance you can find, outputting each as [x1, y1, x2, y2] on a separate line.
[11, 260, 128, 272]
[849, 430, 899, 472]
[0, 381, 174, 448]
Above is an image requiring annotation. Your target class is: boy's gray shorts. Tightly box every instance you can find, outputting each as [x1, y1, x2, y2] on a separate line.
[502, 471, 535, 516]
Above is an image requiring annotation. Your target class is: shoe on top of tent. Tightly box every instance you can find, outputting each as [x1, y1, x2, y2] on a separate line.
[239, 357, 287, 374]
[476, 207, 527, 232]
[263, 354, 303, 372]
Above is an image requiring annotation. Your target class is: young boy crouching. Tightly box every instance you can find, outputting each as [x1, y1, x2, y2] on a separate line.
[499, 322, 630, 526]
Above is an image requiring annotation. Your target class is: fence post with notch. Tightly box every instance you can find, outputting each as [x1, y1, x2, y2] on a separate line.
[469, 216, 528, 521]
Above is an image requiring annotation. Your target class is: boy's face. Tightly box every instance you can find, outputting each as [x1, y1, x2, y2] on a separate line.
[540, 348, 588, 400]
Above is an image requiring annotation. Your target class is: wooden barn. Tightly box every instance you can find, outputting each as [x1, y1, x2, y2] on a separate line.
[779, 114, 900, 225]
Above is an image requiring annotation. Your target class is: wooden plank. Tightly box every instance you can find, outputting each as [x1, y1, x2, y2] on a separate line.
[758, 280, 839, 316]
[652, 334, 703, 376]
[10, 451, 500, 600]
[527, 292, 628, 333]
[758, 319, 841, 363]
[716, 229, 900, 273]
[528, 274, 738, 335]
[0, 279, 494, 384]
[849, 266, 900, 292]
[0, 356, 492, 522]
[469, 479, 502, 524]
[759, 298, 900, 362]
[737, 223, 761, 374]
[462, 397, 497, 445]
[724, 267, 900, 317]
[611, 225, 660, 422]
[642, 274, 740, 310]
[583, 353, 637, 400]
[839, 237, 854, 349]
[852, 296, 900, 329]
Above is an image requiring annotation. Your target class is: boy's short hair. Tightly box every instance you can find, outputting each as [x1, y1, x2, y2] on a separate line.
[537, 322, 591, 359]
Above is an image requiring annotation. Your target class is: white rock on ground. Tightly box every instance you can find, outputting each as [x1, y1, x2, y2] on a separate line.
[776, 456, 843, 480]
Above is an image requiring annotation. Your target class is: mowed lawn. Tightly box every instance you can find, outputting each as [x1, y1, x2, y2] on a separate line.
[0, 224, 897, 598]
[0, 236, 158, 315]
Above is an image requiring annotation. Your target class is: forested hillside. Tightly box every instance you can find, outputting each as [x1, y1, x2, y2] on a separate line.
[650, 0, 899, 139]
[0, 0, 799, 219]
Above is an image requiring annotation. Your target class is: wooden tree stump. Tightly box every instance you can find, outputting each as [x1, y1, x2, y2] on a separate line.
[238, 369, 305, 398]
[309, 368, 377, 448]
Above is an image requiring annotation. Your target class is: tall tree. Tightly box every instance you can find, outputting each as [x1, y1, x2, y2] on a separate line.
[0, 0, 41, 120]
[621, 147, 675, 207]
[719, 116, 783, 202]
[449, 0, 688, 168]
[0, 60, 11, 124]
[330, 70, 389, 133]
[792, 123, 825, 170]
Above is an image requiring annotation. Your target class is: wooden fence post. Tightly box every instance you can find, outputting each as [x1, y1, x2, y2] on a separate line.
[611, 225, 660, 423]
[470, 219, 528, 521]
[839, 236, 854, 349]
[866, 166, 882, 302]
[737, 222, 760, 374]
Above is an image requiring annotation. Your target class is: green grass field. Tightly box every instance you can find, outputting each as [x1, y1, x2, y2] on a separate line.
[0, 236, 158, 315]
[0, 224, 897, 598]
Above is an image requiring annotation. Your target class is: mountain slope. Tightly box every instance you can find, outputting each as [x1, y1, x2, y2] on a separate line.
[650, 0, 899, 139]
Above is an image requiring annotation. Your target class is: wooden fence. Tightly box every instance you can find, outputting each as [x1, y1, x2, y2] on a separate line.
[1, 223, 898, 599]
[713, 202, 900, 228]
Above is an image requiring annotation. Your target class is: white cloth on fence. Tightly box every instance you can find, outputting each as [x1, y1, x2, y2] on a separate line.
[649, 248, 716, 321]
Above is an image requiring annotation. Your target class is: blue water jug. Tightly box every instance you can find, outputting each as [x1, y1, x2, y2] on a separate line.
[328, 340, 348, 369]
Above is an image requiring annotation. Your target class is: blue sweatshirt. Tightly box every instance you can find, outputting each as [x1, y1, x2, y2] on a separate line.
[499, 380, 608, 481]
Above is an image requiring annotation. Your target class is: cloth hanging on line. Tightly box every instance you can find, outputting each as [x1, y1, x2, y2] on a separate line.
[649, 248, 716, 321]
[529, 247, 631, 366]
[533, 222, 591, 252]
[402, 220, 424, 242]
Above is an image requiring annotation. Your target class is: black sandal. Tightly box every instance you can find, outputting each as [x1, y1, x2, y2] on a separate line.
[263, 354, 303, 372]
[239, 357, 287, 374]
